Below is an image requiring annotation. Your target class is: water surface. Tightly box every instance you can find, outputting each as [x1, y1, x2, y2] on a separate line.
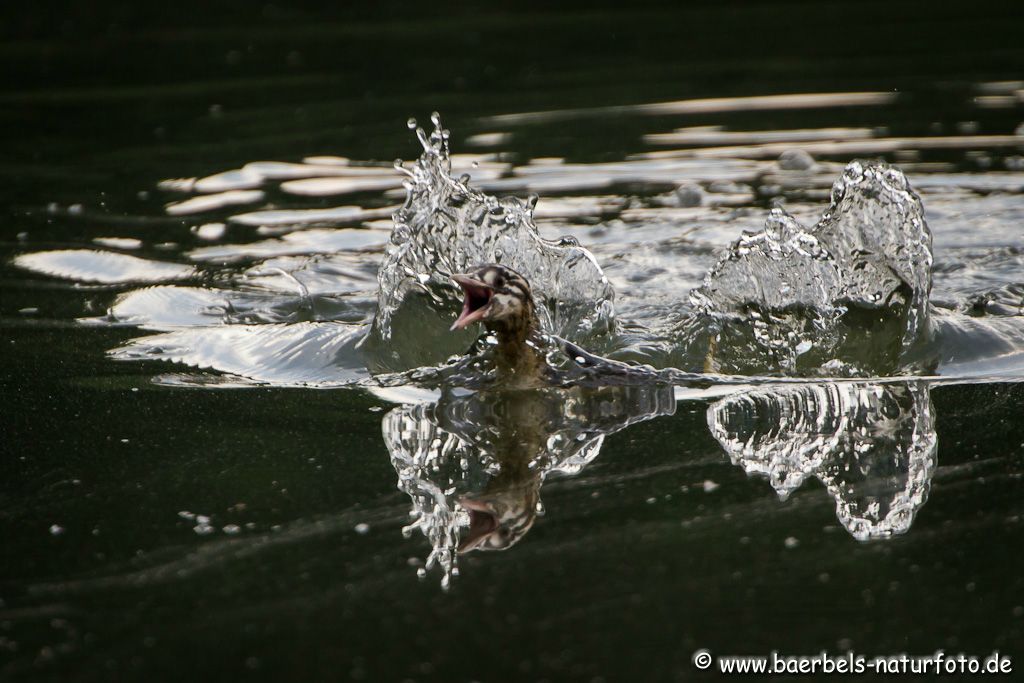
[3, 3, 1024, 681]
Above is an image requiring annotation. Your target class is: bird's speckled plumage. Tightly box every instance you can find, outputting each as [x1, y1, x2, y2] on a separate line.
[451, 264, 547, 384]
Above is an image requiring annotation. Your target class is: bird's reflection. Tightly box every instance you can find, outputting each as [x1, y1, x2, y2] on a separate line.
[382, 383, 675, 585]
[708, 381, 936, 540]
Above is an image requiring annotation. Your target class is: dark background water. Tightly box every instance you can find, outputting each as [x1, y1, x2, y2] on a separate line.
[3, 2, 1024, 681]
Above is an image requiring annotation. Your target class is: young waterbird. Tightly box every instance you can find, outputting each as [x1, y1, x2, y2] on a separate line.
[449, 264, 547, 383]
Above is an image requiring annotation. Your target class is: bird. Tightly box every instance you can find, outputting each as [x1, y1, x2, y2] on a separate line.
[458, 479, 540, 553]
[448, 263, 686, 389]
[449, 263, 547, 385]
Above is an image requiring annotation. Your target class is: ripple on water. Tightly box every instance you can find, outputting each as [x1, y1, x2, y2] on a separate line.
[109, 321, 367, 387]
[13, 250, 196, 285]
[187, 227, 389, 262]
[9, 89, 1024, 386]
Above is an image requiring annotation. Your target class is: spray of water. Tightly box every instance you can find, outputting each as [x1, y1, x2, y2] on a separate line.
[678, 161, 933, 375]
[367, 113, 616, 372]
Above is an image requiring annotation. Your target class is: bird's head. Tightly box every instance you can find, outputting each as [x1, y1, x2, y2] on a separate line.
[449, 264, 538, 341]
[457, 486, 540, 553]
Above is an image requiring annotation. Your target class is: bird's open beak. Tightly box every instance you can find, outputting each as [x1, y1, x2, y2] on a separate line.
[458, 497, 498, 552]
[450, 274, 494, 331]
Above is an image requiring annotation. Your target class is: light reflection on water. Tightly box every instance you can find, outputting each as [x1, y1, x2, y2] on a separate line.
[13, 86, 1023, 385]
[3, 76, 1024, 678]
[8, 85, 1023, 572]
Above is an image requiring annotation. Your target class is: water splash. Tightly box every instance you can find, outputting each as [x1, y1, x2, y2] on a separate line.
[382, 383, 675, 586]
[708, 381, 935, 540]
[680, 161, 933, 375]
[367, 114, 616, 372]
[13, 111, 1023, 387]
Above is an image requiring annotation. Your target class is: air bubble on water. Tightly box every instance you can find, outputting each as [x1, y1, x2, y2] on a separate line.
[49, 524, 64, 536]
[192, 223, 225, 241]
[354, 523, 370, 535]
[407, 117, 418, 130]
[778, 149, 815, 171]
[674, 183, 703, 207]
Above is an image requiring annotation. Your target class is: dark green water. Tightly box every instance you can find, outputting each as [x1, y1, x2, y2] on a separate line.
[3, 2, 1024, 681]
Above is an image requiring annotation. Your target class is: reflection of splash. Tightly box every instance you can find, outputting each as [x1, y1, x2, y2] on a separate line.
[708, 381, 936, 540]
[382, 384, 675, 586]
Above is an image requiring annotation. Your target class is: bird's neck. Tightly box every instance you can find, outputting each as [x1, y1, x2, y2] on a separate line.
[490, 312, 545, 383]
